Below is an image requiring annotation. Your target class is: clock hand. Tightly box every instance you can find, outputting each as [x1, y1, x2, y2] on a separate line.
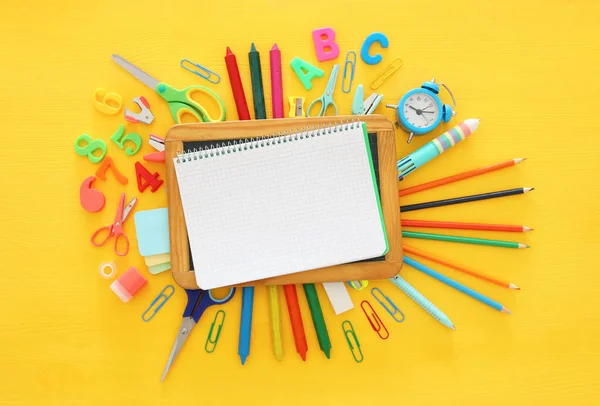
[421, 110, 434, 114]
[422, 114, 429, 125]
[408, 105, 419, 112]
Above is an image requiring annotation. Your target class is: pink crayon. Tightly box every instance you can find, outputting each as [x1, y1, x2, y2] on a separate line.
[270, 44, 284, 119]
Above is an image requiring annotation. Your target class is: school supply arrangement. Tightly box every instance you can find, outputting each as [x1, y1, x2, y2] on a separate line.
[74, 27, 533, 380]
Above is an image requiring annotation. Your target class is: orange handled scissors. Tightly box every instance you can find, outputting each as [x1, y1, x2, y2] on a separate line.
[91, 193, 137, 256]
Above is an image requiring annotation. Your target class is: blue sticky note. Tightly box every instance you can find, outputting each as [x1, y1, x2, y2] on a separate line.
[134, 208, 170, 257]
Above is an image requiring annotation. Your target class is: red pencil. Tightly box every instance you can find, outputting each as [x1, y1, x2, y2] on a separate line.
[224, 47, 251, 120]
[283, 284, 308, 361]
[402, 219, 533, 233]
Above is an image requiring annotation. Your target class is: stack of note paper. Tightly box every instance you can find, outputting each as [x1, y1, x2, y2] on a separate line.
[134, 208, 171, 274]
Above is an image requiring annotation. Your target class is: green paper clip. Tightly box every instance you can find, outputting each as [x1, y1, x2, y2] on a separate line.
[342, 320, 363, 363]
[348, 280, 368, 290]
[142, 285, 175, 322]
[371, 287, 405, 322]
[205, 310, 226, 353]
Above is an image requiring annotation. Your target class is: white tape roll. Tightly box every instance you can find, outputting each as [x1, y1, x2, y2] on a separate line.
[99, 261, 117, 279]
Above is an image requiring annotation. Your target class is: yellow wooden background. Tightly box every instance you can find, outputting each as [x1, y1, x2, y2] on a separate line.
[1, 0, 599, 404]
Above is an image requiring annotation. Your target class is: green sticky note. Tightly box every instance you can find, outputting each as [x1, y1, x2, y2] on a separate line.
[148, 262, 171, 275]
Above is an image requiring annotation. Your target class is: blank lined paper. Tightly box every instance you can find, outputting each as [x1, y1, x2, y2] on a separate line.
[174, 122, 388, 289]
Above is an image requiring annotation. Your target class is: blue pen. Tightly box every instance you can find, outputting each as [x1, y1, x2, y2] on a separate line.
[389, 275, 455, 330]
[238, 286, 254, 365]
[403, 256, 512, 314]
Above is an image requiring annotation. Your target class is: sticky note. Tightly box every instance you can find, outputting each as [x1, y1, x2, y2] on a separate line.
[144, 253, 171, 267]
[134, 208, 170, 257]
[148, 262, 171, 275]
[322, 282, 354, 315]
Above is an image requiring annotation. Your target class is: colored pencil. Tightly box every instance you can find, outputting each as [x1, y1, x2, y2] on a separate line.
[224, 47, 251, 120]
[270, 44, 284, 119]
[389, 275, 455, 330]
[249, 43, 266, 119]
[402, 245, 520, 289]
[400, 187, 534, 212]
[399, 158, 526, 197]
[283, 284, 308, 361]
[404, 256, 512, 313]
[402, 230, 529, 249]
[401, 219, 533, 233]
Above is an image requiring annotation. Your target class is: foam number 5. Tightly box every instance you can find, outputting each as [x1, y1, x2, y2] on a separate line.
[110, 124, 142, 156]
[75, 134, 107, 164]
[135, 162, 163, 193]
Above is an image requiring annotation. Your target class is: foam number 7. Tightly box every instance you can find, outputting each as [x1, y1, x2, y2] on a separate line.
[95, 156, 128, 185]
[75, 134, 107, 164]
[110, 124, 142, 156]
[135, 162, 163, 193]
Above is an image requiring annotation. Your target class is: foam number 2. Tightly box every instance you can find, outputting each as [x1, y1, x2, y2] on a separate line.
[110, 124, 142, 156]
[135, 162, 163, 193]
[75, 134, 107, 164]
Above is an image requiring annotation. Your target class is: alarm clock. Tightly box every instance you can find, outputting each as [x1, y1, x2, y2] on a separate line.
[386, 79, 457, 143]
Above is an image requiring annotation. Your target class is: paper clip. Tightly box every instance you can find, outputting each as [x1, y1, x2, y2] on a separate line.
[142, 285, 175, 322]
[342, 320, 363, 363]
[370, 57, 403, 90]
[205, 310, 226, 353]
[371, 288, 405, 322]
[180, 59, 221, 84]
[348, 280, 368, 290]
[360, 300, 389, 339]
[342, 51, 356, 93]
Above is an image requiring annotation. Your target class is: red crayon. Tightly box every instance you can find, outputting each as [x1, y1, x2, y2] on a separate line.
[283, 284, 308, 361]
[225, 47, 251, 120]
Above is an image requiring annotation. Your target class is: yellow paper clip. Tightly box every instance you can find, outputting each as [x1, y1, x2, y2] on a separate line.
[142, 285, 175, 322]
[342, 320, 363, 363]
[371, 287, 405, 322]
[360, 300, 390, 339]
[205, 310, 226, 353]
[348, 280, 369, 290]
[370, 57, 403, 90]
[180, 59, 221, 84]
[288, 97, 306, 117]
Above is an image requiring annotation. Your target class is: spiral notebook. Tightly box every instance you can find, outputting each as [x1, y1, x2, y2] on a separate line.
[173, 121, 388, 289]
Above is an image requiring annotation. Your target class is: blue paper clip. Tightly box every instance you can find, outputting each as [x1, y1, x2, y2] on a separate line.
[347, 280, 368, 290]
[371, 287, 405, 322]
[142, 285, 175, 322]
[180, 59, 221, 84]
[341, 51, 356, 93]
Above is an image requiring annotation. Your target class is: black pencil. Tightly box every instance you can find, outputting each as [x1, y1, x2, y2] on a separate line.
[400, 188, 534, 212]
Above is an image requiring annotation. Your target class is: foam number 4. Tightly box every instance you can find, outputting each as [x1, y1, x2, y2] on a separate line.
[95, 156, 128, 185]
[75, 134, 107, 164]
[135, 162, 163, 193]
[110, 124, 142, 156]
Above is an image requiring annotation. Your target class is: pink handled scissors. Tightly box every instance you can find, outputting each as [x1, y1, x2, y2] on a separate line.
[91, 193, 137, 256]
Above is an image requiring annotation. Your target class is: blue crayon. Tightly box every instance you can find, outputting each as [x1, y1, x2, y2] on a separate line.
[238, 286, 254, 365]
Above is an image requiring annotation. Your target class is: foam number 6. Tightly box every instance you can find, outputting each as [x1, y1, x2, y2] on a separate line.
[75, 134, 107, 164]
[135, 162, 163, 193]
[93, 88, 123, 115]
[110, 124, 142, 156]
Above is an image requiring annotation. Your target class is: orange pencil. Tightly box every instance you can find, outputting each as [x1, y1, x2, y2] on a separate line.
[402, 219, 533, 233]
[283, 284, 308, 361]
[402, 245, 520, 290]
[399, 158, 526, 197]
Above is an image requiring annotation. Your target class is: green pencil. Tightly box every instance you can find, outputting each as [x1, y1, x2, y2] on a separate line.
[303, 283, 331, 359]
[402, 231, 529, 249]
[248, 43, 266, 119]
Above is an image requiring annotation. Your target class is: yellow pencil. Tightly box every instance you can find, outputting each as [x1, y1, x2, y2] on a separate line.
[268, 285, 284, 361]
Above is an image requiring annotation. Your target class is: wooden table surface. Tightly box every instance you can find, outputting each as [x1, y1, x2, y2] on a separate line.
[1, 0, 599, 404]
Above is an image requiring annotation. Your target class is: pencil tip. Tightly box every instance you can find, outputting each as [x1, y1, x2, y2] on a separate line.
[510, 283, 520, 290]
[250, 43, 257, 52]
[240, 355, 247, 365]
[515, 158, 526, 163]
[524, 187, 535, 192]
[300, 352, 307, 361]
[226, 47, 232, 55]
[271, 43, 279, 50]
[324, 349, 331, 359]
[502, 306, 512, 314]
[518, 243, 530, 249]
[450, 325, 456, 330]
[523, 226, 533, 232]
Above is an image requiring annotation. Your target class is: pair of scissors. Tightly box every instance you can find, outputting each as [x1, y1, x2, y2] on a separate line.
[161, 288, 236, 381]
[307, 64, 340, 117]
[90, 193, 137, 256]
[112, 54, 226, 124]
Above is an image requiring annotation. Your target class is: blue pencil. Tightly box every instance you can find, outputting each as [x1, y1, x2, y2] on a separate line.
[404, 256, 511, 314]
[389, 275, 455, 330]
[238, 287, 254, 365]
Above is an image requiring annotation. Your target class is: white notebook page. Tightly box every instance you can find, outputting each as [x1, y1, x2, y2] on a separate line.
[174, 122, 388, 289]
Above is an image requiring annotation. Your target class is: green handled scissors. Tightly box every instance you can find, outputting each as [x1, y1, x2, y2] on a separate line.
[307, 64, 339, 117]
[112, 54, 226, 124]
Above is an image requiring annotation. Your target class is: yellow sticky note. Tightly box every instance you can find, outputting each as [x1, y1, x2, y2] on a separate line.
[144, 253, 171, 267]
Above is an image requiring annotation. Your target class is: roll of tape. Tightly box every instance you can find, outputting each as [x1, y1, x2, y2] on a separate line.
[99, 261, 117, 279]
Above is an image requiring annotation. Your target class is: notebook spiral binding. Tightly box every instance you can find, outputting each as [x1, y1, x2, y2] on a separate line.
[176, 119, 361, 163]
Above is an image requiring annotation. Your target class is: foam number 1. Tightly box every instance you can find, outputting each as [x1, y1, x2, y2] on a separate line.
[95, 156, 128, 185]
[135, 162, 163, 193]
[110, 124, 142, 156]
[75, 134, 107, 164]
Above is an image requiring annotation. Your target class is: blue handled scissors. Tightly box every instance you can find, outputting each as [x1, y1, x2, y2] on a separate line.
[161, 288, 235, 381]
[307, 64, 340, 117]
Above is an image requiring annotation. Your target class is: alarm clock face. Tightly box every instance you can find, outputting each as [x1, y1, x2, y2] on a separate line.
[398, 89, 443, 134]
